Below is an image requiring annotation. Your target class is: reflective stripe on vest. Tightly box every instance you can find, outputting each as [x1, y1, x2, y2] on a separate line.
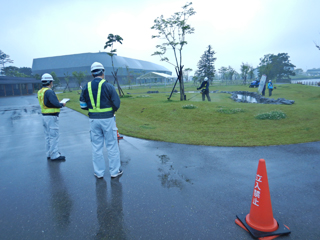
[202, 82, 208, 90]
[87, 79, 113, 113]
[37, 88, 60, 114]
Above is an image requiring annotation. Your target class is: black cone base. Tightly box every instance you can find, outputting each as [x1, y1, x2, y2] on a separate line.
[236, 213, 291, 239]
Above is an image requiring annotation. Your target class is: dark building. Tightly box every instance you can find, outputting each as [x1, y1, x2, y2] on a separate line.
[0, 76, 40, 97]
[32, 52, 172, 86]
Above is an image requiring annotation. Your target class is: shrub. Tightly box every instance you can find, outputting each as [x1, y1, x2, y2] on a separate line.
[255, 110, 286, 120]
[182, 104, 197, 109]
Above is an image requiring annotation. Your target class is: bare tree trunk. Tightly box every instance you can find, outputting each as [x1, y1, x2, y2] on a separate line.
[112, 70, 124, 97]
[178, 67, 185, 101]
[63, 81, 72, 93]
[243, 76, 247, 85]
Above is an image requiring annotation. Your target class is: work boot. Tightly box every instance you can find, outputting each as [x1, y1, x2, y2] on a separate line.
[94, 173, 103, 179]
[51, 155, 66, 161]
[111, 169, 123, 178]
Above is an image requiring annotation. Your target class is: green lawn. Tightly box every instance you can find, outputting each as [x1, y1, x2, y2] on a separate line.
[57, 83, 320, 146]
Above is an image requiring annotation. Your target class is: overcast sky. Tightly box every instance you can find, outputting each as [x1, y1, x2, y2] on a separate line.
[1, 0, 319, 75]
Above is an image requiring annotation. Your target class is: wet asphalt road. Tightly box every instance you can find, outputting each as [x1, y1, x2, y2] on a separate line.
[0, 95, 319, 240]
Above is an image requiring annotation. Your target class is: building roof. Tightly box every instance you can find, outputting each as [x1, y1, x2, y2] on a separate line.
[0, 76, 39, 84]
[306, 68, 320, 72]
[32, 52, 171, 77]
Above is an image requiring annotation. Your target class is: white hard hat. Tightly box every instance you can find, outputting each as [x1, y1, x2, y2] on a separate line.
[204, 77, 208, 81]
[41, 73, 54, 82]
[269, 80, 271, 82]
[91, 62, 105, 72]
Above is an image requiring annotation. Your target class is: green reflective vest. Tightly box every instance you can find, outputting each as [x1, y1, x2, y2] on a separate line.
[38, 88, 60, 114]
[87, 79, 113, 113]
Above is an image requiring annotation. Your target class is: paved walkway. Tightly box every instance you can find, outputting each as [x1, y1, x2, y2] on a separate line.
[0, 95, 319, 240]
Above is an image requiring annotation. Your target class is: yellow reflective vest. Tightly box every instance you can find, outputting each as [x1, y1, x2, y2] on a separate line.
[87, 79, 112, 113]
[38, 88, 60, 114]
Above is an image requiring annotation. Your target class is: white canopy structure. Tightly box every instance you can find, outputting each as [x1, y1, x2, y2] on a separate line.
[137, 72, 173, 79]
[137, 72, 175, 85]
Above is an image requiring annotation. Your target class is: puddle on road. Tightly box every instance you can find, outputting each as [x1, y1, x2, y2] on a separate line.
[156, 154, 193, 189]
[158, 169, 183, 190]
[157, 154, 170, 164]
[236, 94, 258, 103]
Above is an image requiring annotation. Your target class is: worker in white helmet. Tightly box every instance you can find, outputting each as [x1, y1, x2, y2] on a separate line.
[79, 62, 122, 179]
[267, 80, 274, 96]
[197, 77, 211, 101]
[38, 73, 66, 161]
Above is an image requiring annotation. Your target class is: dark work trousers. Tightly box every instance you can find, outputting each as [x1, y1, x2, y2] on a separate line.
[202, 92, 211, 101]
[269, 89, 273, 97]
[262, 85, 266, 96]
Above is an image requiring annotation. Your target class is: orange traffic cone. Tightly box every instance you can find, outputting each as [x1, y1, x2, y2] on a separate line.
[235, 159, 291, 239]
[246, 159, 278, 232]
[116, 127, 123, 144]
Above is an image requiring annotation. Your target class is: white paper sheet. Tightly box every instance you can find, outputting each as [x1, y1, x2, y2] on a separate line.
[60, 98, 70, 104]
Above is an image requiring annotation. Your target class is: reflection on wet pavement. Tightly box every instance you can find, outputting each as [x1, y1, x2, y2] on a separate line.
[48, 161, 73, 229]
[95, 178, 126, 240]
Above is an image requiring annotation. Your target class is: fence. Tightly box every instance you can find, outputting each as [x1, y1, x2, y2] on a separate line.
[291, 79, 320, 86]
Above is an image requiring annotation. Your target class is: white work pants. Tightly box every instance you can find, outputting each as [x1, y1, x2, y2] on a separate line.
[89, 118, 121, 177]
[42, 116, 60, 159]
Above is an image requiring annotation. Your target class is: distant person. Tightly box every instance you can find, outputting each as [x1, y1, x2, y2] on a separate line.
[197, 77, 211, 101]
[38, 73, 66, 161]
[79, 62, 123, 179]
[268, 80, 274, 96]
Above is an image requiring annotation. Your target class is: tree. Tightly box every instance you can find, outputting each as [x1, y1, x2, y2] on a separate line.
[50, 71, 60, 90]
[151, 2, 196, 101]
[34, 74, 41, 80]
[125, 65, 133, 88]
[248, 66, 255, 80]
[130, 70, 141, 86]
[195, 45, 216, 83]
[192, 75, 199, 85]
[2, 66, 19, 76]
[183, 68, 192, 82]
[72, 71, 86, 89]
[137, 70, 146, 85]
[233, 71, 240, 80]
[258, 54, 274, 79]
[63, 72, 72, 92]
[104, 34, 125, 97]
[1, 66, 31, 77]
[258, 53, 296, 80]
[294, 68, 304, 75]
[218, 66, 236, 84]
[1, 66, 33, 78]
[226, 66, 236, 81]
[218, 66, 228, 80]
[19, 67, 32, 76]
[240, 63, 251, 85]
[0, 50, 14, 72]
